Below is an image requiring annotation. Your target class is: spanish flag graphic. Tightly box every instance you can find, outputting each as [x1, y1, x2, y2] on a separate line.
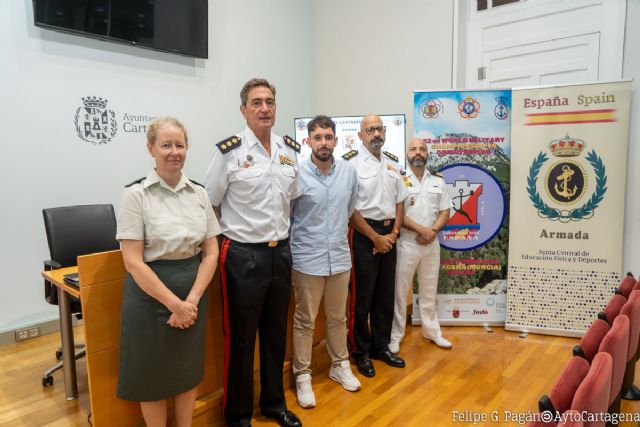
[524, 109, 617, 126]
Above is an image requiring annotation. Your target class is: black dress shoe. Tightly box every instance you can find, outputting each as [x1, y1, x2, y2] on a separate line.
[355, 355, 376, 377]
[371, 349, 406, 368]
[263, 410, 302, 427]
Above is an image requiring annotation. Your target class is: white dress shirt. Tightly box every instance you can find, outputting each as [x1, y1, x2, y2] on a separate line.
[346, 146, 408, 220]
[399, 169, 452, 243]
[204, 126, 302, 243]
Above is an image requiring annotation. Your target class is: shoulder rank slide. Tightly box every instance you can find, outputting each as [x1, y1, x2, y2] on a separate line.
[189, 179, 205, 188]
[125, 177, 145, 188]
[383, 151, 398, 162]
[283, 135, 301, 153]
[216, 136, 242, 154]
[430, 170, 443, 178]
[342, 150, 358, 160]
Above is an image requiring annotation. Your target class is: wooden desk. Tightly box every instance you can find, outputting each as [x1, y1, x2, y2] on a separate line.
[41, 266, 81, 400]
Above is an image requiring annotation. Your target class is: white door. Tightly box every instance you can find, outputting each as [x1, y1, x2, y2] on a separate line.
[461, 0, 626, 88]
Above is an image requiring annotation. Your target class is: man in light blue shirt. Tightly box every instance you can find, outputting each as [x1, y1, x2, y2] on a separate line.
[290, 115, 361, 409]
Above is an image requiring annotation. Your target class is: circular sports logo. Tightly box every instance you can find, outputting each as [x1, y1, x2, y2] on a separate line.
[438, 164, 506, 251]
[545, 160, 587, 205]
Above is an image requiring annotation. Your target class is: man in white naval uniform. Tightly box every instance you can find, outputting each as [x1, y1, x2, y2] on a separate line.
[390, 138, 452, 354]
[344, 114, 408, 378]
[204, 78, 302, 427]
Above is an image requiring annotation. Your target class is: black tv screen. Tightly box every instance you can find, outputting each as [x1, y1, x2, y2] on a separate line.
[33, 0, 208, 58]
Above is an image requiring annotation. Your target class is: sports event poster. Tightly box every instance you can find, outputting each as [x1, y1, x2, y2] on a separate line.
[506, 81, 631, 336]
[413, 89, 512, 325]
[293, 114, 406, 165]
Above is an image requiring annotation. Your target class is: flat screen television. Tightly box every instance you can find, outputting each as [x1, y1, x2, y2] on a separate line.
[33, 0, 208, 59]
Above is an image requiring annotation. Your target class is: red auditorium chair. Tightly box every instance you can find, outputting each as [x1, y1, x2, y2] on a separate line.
[618, 273, 636, 299]
[573, 318, 610, 363]
[571, 352, 613, 427]
[556, 410, 584, 427]
[538, 356, 590, 415]
[600, 294, 627, 325]
[621, 290, 640, 400]
[598, 314, 630, 414]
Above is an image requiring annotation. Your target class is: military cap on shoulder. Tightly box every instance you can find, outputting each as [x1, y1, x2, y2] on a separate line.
[342, 150, 358, 161]
[125, 177, 146, 188]
[283, 135, 301, 153]
[216, 135, 242, 154]
[189, 179, 205, 188]
[383, 151, 399, 162]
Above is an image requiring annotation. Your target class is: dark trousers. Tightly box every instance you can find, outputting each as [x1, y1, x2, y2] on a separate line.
[220, 238, 292, 425]
[349, 220, 397, 360]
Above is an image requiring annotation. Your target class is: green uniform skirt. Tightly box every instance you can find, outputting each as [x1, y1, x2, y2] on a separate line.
[117, 255, 208, 401]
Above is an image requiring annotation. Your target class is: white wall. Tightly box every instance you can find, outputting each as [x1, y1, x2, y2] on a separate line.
[0, 0, 314, 333]
[622, 0, 640, 273]
[313, 0, 454, 139]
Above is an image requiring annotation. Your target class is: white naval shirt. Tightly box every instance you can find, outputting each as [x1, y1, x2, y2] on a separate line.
[346, 145, 408, 220]
[204, 126, 302, 243]
[399, 168, 452, 243]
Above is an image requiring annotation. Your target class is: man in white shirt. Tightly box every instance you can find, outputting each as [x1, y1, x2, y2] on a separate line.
[344, 114, 408, 378]
[204, 78, 302, 427]
[390, 138, 452, 354]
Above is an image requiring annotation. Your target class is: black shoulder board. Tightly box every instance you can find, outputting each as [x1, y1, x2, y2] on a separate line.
[430, 170, 443, 178]
[383, 151, 398, 162]
[342, 150, 358, 160]
[189, 179, 205, 188]
[125, 177, 145, 188]
[283, 135, 301, 153]
[216, 135, 242, 154]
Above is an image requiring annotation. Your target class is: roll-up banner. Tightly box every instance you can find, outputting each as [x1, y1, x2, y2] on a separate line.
[413, 89, 511, 325]
[507, 81, 631, 336]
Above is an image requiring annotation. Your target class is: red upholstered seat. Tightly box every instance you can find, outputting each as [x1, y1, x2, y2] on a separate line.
[571, 352, 613, 427]
[621, 290, 640, 362]
[575, 319, 610, 363]
[539, 356, 590, 414]
[618, 273, 636, 299]
[603, 294, 627, 325]
[598, 314, 630, 407]
[556, 410, 584, 427]
[620, 290, 640, 399]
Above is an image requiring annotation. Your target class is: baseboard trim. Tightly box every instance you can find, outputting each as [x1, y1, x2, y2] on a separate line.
[0, 317, 82, 346]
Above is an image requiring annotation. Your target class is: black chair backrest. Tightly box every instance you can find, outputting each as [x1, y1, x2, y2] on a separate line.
[43, 204, 119, 267]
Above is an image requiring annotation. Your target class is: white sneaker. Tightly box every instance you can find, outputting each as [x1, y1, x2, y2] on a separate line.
[388, 341, 400, 354]
[427, 336, 452, 349]
[295, 374, 316, 408]
[329, 360, 362, 392]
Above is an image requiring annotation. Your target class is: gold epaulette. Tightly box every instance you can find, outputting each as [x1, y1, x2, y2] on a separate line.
[216, 136, 242, 154]
[283, 135, 301, 153]
[383, 151, 398, 162]
[342, 150, 358, 160]
[125, 177, 145, 188]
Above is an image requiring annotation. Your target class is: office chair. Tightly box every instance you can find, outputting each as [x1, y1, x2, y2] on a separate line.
[42, 204, 119, 386]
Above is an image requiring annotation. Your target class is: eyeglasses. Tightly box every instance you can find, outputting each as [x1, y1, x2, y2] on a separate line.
[363, 126, 386, 135]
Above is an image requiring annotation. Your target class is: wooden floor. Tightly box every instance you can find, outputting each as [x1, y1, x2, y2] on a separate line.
[2, 323, 639, 426]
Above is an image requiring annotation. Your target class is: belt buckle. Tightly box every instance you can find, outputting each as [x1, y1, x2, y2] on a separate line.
[267, 240, 278, 248]
[383, 219, 391, 226]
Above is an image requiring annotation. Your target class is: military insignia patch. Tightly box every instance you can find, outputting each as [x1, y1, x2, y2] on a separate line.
[383, 151, 398, 162]
[342, 150, 358, 160]
[279, 154, 294, 167]
[217, 136, 241, 154]
[283, 135, 301, 153]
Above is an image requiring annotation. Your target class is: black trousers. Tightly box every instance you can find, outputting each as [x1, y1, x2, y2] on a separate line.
[220, 238, 292, 425]
[349, 220, 397, 360]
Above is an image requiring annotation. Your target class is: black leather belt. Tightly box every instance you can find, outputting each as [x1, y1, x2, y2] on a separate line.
[227, 237, 289, 248]
[364, 218, 395, 227]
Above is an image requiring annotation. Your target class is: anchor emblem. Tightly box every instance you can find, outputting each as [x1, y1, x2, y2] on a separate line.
[554, 165, 578, 199]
